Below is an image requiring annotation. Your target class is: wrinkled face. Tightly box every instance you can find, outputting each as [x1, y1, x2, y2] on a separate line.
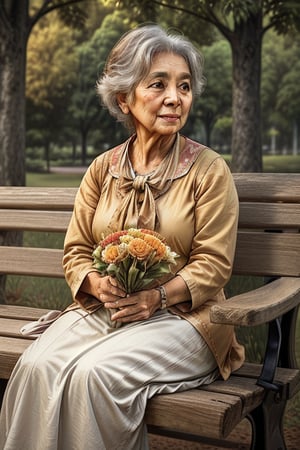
[124, 52, 193, 137]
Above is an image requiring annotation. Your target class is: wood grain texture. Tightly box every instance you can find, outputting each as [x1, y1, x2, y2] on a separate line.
[0, 247, 64, 277]
[0, 186, 77, 210]
[0, 210, 72, 232]
[211, 277, 300, 326]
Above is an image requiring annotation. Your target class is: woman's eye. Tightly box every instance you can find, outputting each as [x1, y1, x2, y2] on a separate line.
[181, 82, 191, 91]
[149, 81, 164, 89]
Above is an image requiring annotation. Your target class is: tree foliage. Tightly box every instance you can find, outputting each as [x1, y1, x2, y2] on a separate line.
[68, 10, 131, 163]
[196, 39, 232, 146]
[261, 30, 300, 153]
[114, 0, 300, 171]
[0, 0, 98, 187]
[27, 15, 77, 108]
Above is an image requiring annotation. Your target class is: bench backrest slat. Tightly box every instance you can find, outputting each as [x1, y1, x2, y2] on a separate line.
[0, 204, 299, 233]
[0, 247, 64, 278]
[234, 232, 300, 277]
[233, 173, 300, 202]
[1, 232, 299, 278]
[239, 203, 300, 229]
[0, 210, 72, 232]
[0, 187, 77, 210]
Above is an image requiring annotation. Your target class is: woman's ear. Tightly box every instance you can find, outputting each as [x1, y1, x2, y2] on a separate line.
[117, 93, 130, 114]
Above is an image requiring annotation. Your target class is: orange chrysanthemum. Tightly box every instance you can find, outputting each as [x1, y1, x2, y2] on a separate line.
[140, 229, 166, 242]
[143, 234, 167, 259]
[128, 238, 153, 260]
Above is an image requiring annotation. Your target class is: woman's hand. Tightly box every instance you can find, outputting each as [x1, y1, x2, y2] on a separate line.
[104, 288, 161, 323]
[80, 272, 126, 303]
[81, 273, 191, 321]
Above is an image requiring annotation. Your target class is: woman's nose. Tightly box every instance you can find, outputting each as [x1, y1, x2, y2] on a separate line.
[163, 86, 180, 106]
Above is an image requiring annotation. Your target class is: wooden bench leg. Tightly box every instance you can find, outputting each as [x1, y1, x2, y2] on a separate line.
[0, 379, 8, 409]
[248, 389, 287, 450]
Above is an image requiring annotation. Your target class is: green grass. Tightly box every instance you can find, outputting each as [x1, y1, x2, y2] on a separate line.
[221, 154, 300, 172]
[6, 275, 72, 310]
[26, 172, 83, 187]
[5, 231, 73, 310]
[263, 154, 300, 172]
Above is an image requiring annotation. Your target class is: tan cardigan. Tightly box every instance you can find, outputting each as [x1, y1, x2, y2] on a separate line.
[63, 136, 245, 380]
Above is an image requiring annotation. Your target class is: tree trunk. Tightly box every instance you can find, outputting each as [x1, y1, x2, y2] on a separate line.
[45, 140, 51, 173]
[292, 120, 298, 156]
[0, 2, 28, 302]
[203, 114, 214, 148]
[229, 12, 263, 172]
[0, 2, 28, 186]
[81, 129, 88, 166]
[72, 140, 77, 163]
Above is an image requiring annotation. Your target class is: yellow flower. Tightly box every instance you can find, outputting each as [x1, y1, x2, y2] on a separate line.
[120, 234, 134, 244]
[127, 228, 144, 238]
[102, 245, 119, 263]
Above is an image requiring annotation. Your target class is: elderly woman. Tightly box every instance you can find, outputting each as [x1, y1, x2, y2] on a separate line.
[0, 25, 244, 450]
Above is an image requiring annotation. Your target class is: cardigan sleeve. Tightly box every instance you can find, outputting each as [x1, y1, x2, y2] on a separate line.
[177, 156, 239, 309]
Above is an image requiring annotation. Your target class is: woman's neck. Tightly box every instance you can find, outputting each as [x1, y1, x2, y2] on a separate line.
[129, 133, 178, 175]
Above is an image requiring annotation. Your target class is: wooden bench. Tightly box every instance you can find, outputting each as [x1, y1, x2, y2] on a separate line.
[0, 173, 300, 449]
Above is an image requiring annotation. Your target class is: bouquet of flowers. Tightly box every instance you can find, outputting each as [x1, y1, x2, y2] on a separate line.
[92, 228, 178, 293]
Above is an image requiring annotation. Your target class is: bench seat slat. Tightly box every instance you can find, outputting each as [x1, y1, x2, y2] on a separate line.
[145, 389, 243, 439]
[0, 318, 36, 340]
[0, 210, 72, 232]
[0, 247, 64, 277]
[145, 377, 268, 439]
[201, 376, 264, 417]
[145, 368, 300, 440]
[235, 363, 300, 399]
[0, 304, 51, 321]
[0, 337, 32, 378]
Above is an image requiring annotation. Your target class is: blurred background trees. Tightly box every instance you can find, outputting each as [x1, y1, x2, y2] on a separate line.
[1, 0, 300, 186]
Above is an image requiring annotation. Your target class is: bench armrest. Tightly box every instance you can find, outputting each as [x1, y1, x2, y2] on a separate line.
[210, 277, 300, 327]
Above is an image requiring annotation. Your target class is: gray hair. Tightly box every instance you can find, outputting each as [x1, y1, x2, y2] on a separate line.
[96, 25, 205, 130]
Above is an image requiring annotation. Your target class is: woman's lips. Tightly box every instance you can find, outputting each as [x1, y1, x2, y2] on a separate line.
[159, 114, 180, 122]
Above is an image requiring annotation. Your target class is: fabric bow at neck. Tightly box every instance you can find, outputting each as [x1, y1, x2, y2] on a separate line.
[109, 134, 180, 231]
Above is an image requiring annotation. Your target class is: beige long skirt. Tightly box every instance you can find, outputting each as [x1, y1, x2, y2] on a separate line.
[0, 308, 218, 450]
